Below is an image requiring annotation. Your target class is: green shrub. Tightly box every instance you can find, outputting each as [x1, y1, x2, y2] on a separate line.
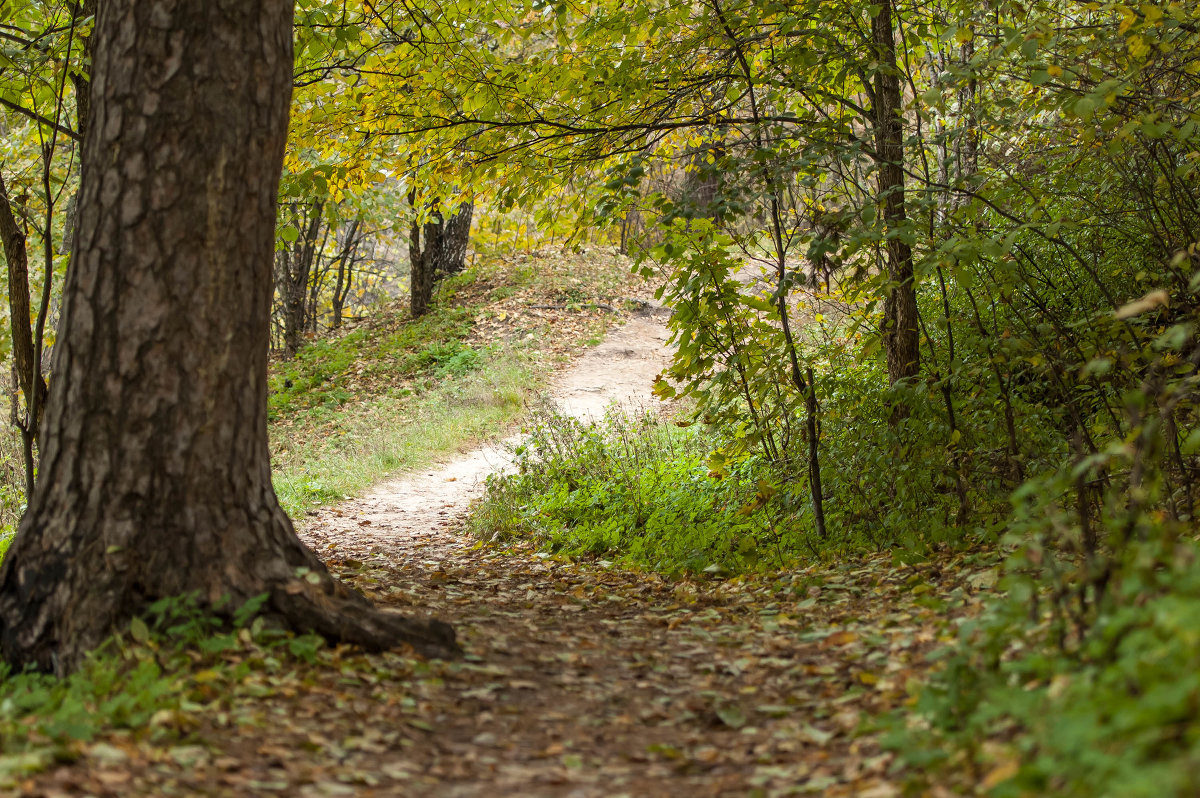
[886, 434, 1200, 797]
[470, 403, 826, 574]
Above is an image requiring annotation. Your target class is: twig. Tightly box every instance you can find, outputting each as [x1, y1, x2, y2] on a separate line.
[527, 303, 617, 312]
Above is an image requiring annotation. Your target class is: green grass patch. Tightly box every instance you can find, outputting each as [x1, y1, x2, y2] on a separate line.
[271, 356, 531, 516]
[268, 304, 480, 421]
[468, 404, 824, 575]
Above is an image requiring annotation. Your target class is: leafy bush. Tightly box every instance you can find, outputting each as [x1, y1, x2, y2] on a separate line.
[471, 403, 828, 574]
[887, 391, 1200, 796]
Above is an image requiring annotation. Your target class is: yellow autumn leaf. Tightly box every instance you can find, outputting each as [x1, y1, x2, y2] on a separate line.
[1117, 7, 1138, 34]
[980, 758, 1020, 790]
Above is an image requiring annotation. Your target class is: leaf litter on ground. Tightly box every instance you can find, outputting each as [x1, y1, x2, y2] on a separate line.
[18, 527, 999, 797]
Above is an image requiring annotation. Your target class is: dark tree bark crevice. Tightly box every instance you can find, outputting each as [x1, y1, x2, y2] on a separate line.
[0, 0, 457, 675]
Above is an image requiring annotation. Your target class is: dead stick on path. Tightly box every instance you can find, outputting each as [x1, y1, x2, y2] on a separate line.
[527, 303, 617, 312]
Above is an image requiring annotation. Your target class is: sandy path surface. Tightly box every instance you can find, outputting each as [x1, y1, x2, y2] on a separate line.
[299, 308, 673, 566]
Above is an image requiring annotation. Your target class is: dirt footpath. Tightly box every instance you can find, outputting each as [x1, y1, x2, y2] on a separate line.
[27, 298, 977, 797]
[299, 308, 673, 567]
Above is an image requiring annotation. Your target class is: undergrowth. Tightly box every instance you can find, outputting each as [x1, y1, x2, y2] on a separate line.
[469, 403, 823, 575]
[0, 594, 328, 788]
[884, 431, 1200, 796]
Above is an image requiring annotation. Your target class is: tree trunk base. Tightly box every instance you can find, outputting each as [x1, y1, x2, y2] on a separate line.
[0, 505, 460, 675]
[268, 581, 460, 659]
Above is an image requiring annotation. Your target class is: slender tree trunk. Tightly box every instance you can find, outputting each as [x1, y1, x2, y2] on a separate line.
[331, 219, 360, 330]
[0, 175, 45, 493]
[871, 0, 921, 387]
[283, 200, 323, 355]
[409, 217, 431, 318]
[0, 0, 457, 675]
[805, 367, 827, 540]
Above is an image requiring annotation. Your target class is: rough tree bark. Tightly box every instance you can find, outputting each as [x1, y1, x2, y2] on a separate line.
[409, 197, 473, 318]
[0, 0, 458, 675]
[870, 0, 921, 387]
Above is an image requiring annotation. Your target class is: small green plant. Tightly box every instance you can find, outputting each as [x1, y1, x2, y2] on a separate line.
[0, 593, 325, 787]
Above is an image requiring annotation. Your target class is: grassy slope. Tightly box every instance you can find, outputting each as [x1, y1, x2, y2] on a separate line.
[268, 249, 644, 516]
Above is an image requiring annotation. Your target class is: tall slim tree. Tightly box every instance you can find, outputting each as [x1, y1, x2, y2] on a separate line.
[870, 0, 921, 386]
[0, 0, 458, 675]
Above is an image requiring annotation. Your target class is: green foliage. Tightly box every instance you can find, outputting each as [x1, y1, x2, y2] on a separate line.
[0, 593, 324, 786]
[889, 527, 1200, 795]
[886, 329, 1200, 794]
[472, 405, 832, 575]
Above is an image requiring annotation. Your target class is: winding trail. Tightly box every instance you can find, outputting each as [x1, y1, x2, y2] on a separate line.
[276, 307, 920, 798]
[298, 309, 673, 568]
[22, 277, 980, 798]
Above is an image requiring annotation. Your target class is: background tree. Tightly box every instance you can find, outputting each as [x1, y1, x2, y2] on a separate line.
[0, 0, 457, 675]
[408, 196, 473, 318]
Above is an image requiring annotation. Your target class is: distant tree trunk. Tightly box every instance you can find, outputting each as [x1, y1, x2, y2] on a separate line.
[0, 175, 45, 493]
[61, 0, 96, 255]
[431, 200, 473, 279]
[70, 0, 96, 140]
[331, 219, 361, 330]
[0, 0, 458, 675]
[679, 143, 724, 219]
[409, 195, 473, 318]
[307, 223, 333, 335]
[870, 0, 921, 388]
[282, 199, 324, 355]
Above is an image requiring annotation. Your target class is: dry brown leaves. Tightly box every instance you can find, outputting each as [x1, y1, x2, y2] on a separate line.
[22, 525, 995, 797]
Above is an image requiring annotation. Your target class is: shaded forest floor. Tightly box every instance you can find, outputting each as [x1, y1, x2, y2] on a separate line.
[16, 255, 998, 797]
[25, 538, 993, 797]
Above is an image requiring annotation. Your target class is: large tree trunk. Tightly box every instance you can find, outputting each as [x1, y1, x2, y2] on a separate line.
[0, 0, 457, 675]
[871, 0, 921, 386]
[409, 197, 473, 318]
